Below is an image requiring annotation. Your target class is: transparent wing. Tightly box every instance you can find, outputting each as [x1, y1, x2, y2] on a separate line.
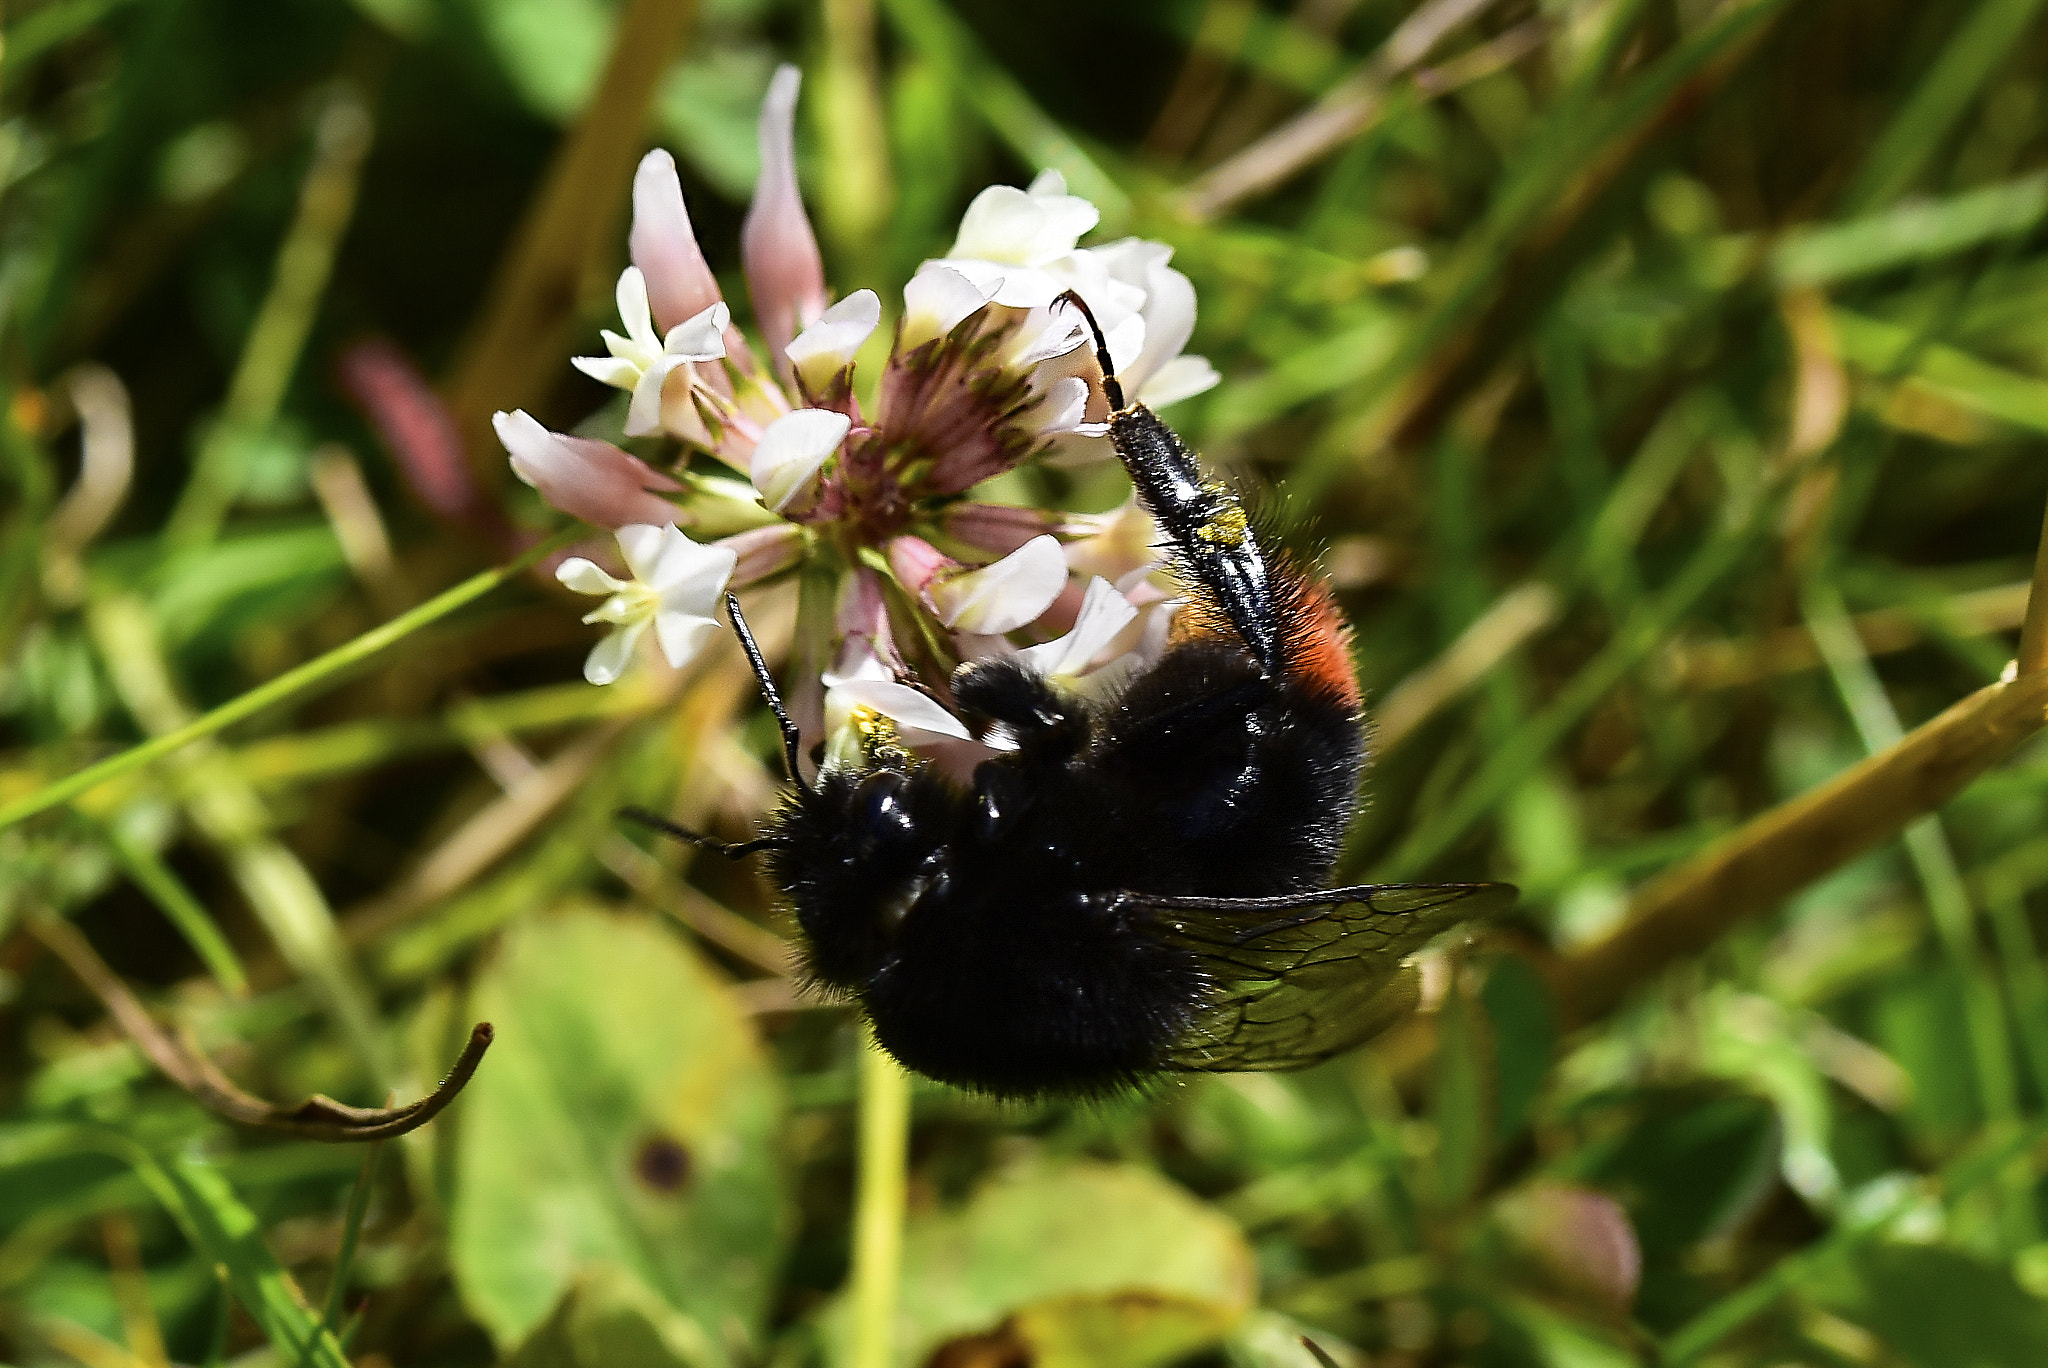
[1140, 882, 1518, 1073]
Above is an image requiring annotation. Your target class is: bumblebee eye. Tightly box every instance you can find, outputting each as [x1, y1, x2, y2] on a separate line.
[852, 770, 915, 852]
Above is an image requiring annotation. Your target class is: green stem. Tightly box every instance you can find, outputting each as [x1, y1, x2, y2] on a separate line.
[167, 89, 376, 548]
[1986, 875, 2048, 1097]
[0, 529, 576, 832]
[849, 1032, 910, 1368]
[104, 824, 250, 997]
[323, 1141, 382, 1332]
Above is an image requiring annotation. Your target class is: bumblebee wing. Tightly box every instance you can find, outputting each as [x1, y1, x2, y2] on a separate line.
[1139, 883, 1517, 1073]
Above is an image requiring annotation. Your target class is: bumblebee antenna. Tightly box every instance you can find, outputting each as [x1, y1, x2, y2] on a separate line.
[1053, 289, 1125, 412]
[727, 592, 813, 796]
[617, 806, 787, 859]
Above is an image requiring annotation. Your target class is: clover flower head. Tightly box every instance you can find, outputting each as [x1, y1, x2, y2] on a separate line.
[514, 64, 1219, 778]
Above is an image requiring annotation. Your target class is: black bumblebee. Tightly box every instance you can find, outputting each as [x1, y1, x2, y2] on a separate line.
[631, 294, 1513, 1098]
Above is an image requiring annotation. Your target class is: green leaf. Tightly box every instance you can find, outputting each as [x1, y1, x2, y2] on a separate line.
[1874, 965, 1983, 1140]
[824, 1158, 1256, 1368]
[1774, 172, 2048, 286]
[1823, 1243, 2048, 1367]
[449, 903, 787, 1356]
[1481, 954, 1555, 1144]
[1832, 309, 2048, 438]
[504, 1262, 722, 1368]
[102, 1137, 350, 1368]
[1433, 982, 1493, 1208]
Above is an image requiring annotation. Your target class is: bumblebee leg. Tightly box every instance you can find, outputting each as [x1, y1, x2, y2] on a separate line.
[1053, 290, 1284, 679]
[952, 656, 1088, 758]
[617, 805, 787, 859]
[725, 593, 812, 794]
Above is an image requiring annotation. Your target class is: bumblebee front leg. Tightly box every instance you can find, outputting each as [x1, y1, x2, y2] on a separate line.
[952, 656, 1088, 759]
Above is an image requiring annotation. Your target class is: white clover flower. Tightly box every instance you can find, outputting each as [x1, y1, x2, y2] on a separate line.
[820, 642, 972, 771]
[750, 407, 850, 513]
[929, 172, 1219, 449]
[571, 267, 730, 438]
[1092, 238, 1220, 408]
[940, 171, 1100, 307]
[528, 69, 1236, 756]
[555, 523, 737, 685]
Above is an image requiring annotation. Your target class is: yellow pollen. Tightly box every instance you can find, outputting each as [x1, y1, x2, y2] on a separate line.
[1196, 501, 1249, 547]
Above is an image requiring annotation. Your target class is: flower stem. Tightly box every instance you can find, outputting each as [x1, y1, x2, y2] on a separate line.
[0, 529, 577, 832]
[849, 1031, 910, 1368]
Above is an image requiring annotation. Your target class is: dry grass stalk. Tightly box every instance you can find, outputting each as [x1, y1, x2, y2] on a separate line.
[1554, 665, 2048, 1024]
[442, 0, 698, 477]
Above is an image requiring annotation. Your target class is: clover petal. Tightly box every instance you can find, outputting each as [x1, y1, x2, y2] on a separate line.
[751, 407, 850, 512]
[928, 534, 1068, 635]
[786, 289, 881, 391]
[1017, 575, 1138, 680]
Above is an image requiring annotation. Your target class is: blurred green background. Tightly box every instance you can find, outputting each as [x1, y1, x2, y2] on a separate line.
[13, 0, 2048, 1364]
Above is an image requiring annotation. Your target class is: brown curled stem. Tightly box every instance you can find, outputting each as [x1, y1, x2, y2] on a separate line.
[31, 915, 491, 1141]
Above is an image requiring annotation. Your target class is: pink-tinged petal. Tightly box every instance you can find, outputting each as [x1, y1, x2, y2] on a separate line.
[834, 566, 898, 669]
[657, 367, 722, 450]
[941, 503, 1063, 557]
[719, 523, 805, 587]
[1494, 1183, 1641, 1315]
[887, 534, 952, 595]
[742, 65, 828, 374]
[626, 355, 689, 437]
[751, 407, 849, 512]
[929, 534, 1067, 634]
[337, 339, 487, 530]
[630, 150, 723, 333]
[494, 409, 683, 529]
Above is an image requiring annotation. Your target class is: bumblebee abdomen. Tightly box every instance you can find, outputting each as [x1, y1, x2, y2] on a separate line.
[866, 883, 1206, 1098]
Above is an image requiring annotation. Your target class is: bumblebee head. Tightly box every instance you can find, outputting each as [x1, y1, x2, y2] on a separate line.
[769, 760, 953, 990]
